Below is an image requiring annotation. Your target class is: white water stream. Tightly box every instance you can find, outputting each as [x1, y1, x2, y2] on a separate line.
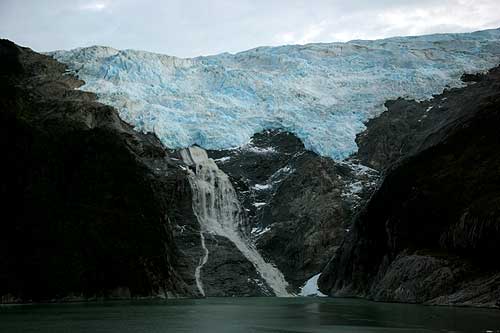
[180, 147, 291, 297]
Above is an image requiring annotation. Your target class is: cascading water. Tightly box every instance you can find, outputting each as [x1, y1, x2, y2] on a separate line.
[180, 146, 291, 297]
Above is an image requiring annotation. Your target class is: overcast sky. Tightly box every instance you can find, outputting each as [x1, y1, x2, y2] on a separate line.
[1, 0, 499, 58]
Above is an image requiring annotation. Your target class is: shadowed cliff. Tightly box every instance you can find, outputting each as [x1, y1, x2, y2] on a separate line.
[319, 66, 500, 307]
[0, 40, 200, 302]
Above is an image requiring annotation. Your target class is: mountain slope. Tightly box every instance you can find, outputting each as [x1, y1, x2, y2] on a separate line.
[318, 66, 500, 307]
[208, 131, 377, 290]
[0, 39, 201, 302]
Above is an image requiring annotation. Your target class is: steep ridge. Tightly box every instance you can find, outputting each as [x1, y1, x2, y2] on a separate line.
[51, 29, 500, 160]
[318, 66, 500, 307]
[0, 40, 201, 302]
[180, 147, 290, 296]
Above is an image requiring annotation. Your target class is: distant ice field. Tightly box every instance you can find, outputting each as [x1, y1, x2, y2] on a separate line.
[51, 29, 500, 159]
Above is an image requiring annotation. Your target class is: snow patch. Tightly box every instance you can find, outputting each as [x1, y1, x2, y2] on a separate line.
[344, 181, 364, 197]
[243, 145, 277, 154]
[299, 273, 327, 297]
[251, 226, 271, 237]
[214, 156, 231, 163]
[252, 184, 272, 191]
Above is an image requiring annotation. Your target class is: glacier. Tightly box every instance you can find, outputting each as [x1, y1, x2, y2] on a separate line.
[51, 29, 500, 159]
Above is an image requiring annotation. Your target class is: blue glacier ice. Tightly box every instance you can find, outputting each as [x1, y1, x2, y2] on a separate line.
[51, 29, 500, 160]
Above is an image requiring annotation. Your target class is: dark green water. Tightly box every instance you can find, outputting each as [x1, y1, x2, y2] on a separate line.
[1, 297, 499, 333]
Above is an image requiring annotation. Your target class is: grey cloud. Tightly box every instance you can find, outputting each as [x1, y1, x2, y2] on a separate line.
[0, 0, 499, 57]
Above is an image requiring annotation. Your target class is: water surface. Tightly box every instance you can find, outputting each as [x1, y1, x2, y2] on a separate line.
[1, 297, 499, 332]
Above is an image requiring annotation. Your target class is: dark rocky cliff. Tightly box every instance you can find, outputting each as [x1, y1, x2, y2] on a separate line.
[319, 66, 500, 307]
[209, 131, 378, 291]
[0, 40, 288, 300]
[0, 40, 201, 302]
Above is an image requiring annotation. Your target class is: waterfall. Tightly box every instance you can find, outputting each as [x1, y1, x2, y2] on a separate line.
[194, 230, 208, 296]
[180, 146, 291, 297]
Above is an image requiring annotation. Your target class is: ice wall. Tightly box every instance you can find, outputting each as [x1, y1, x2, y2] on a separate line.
[51, 29, 500, 159]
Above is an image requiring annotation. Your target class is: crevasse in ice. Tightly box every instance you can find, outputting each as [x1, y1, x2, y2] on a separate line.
[51, 29, 500, 159]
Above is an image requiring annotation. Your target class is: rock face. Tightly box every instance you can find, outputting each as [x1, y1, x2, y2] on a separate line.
[0, 40, 202, 302]
[0, 40, 290, 301]
[209, 131, 378, 290]
[198, 234, 274, 297]
[318, 66, 500, 307]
